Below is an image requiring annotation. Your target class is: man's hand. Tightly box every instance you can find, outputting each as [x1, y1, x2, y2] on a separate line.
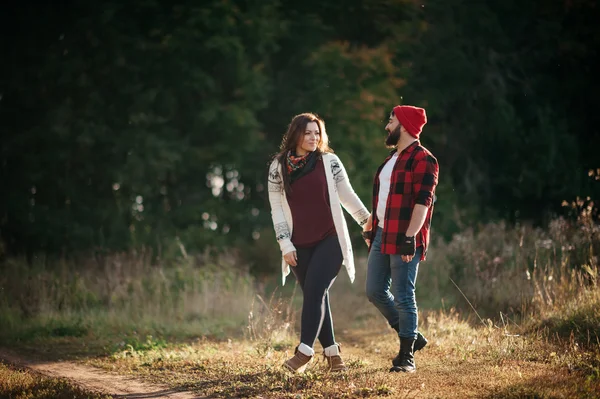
[361, 230, 372, 247]
[284, 251, 297, 267]
[362, 214, 373, 246]
[399, 234, 415, 263]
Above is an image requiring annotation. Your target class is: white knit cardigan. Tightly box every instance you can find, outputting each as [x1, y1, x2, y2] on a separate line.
[268, 153, 370, 285]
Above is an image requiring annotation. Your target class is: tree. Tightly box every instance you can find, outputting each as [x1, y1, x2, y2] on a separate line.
[1, 0, 284, 256]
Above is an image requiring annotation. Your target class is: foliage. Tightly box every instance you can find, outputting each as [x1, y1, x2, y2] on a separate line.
[1, 0, 599, 260]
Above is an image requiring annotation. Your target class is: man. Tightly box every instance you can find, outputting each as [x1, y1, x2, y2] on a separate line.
[363, 105, 439, 373]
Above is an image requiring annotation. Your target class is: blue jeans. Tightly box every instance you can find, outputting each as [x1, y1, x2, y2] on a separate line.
[366, 227, 421, 339]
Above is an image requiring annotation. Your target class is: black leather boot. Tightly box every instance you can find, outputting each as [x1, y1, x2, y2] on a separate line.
[390, 338, 416, 373]
[393, 324, 428, 352]
[414, 331, 428, 351]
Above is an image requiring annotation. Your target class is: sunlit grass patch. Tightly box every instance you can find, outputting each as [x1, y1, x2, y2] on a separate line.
[76, 306, 599, 398]
[535, 289, 600, 349]
[0, 362, 112, 399]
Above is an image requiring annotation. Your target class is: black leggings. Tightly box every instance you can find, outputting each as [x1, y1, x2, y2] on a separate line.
[292, 234, 343, 349]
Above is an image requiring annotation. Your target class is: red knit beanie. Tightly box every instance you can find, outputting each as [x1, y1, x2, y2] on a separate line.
[392, 105, 427, 139]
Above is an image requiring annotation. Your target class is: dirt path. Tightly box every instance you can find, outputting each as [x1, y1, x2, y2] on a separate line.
[0, 348, 204, 399]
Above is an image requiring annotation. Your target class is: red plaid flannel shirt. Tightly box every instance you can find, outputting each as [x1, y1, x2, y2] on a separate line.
[370, 141, 439, 260]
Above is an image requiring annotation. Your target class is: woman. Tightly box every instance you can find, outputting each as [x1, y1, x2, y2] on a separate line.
[268, 113, 370, 373]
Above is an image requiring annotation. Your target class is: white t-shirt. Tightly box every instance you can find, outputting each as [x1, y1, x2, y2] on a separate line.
[376, 153, 398, 228]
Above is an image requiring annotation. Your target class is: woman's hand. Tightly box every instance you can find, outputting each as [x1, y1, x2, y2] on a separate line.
[364, 214, 373, 232]
[284, 251, 298, 266]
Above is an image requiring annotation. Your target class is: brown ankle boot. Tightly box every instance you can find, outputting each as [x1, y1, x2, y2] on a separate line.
[283, 347, 313, 373]
[323, 344, 347, 372]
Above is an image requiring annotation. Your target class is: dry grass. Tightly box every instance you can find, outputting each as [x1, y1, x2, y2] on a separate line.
[0, 362, 112, 399]
[420, 216, 599, 318]
[1, 215, 599, 398]
[81, 308, 599, 398]
[0, 250, 257, 346]
[77, 264, 599, 398]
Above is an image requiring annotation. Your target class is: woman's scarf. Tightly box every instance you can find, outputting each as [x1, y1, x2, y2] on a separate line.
[286, 150, 319, 184]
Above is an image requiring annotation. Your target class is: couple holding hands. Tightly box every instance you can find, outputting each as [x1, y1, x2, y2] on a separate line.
[268, 105, 439, 374]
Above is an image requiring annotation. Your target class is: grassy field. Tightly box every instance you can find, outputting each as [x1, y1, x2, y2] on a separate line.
[82, 301, 599, 398]
[1, 217, 599, 398]
[2, 295, 598, 398]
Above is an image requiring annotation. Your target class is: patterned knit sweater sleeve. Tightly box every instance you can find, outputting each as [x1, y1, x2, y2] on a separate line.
[329, 154, 370, 227]
[267, 159, 296, 256]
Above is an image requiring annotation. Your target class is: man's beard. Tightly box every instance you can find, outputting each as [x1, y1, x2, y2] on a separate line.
[385, 125, 401, 147]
